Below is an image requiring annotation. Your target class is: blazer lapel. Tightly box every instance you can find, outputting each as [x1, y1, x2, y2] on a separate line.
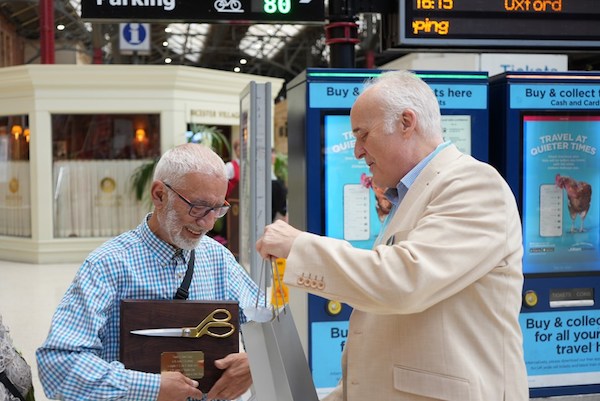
[377, 144, 464, 245]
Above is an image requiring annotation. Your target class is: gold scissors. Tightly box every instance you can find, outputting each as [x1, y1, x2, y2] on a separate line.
[130, 308, 235, 338]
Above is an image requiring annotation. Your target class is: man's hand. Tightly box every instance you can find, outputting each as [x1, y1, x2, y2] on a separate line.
[205, 353, 252, 401]
[157, 371, 204, 401]
[256, 220, 302, 260]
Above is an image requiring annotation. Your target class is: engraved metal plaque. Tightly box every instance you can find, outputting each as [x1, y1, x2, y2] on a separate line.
[161, 351, 205, 379]
[120, 300, 239, 391]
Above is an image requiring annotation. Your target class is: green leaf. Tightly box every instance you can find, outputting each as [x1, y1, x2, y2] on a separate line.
[273, 151, 288, 184]
[130, 159, 158, 204]
[187, 124, 232, 157]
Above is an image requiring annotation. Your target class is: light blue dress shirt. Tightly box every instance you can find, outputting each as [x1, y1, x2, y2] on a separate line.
[36, 214, 263, 401]
[376, 141, 452, 243]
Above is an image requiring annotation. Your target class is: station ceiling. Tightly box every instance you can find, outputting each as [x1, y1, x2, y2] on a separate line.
[1, 0, 599, 96]
[0, 0, 389, 88]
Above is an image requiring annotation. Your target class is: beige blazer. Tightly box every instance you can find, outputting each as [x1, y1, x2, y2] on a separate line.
[284, 145, 529, 401]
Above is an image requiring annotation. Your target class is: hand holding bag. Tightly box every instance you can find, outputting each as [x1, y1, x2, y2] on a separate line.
[241, 259, 319, 401]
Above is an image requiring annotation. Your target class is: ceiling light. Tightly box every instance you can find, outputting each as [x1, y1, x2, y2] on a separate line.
[57, 24, 65, 31]
[234, 67, 241, 72]
[162, 41, 169, 47]
[240, 58, 247, 65]
[165, 58, 172, 64]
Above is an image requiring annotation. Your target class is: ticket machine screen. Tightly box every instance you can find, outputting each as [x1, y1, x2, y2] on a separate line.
[521, 113, 600, 275]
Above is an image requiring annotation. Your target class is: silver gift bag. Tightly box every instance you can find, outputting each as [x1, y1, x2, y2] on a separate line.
[242, 306, 320, 401]
[242, 259, 319, 401]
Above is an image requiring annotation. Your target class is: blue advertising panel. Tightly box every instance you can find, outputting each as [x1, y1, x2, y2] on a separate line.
[287, 68, 489, 397]
[521, 309, 600, 390]
[490, 72, 600, 398]
[523, 114, 600, 275]
[520, 275, 600, 397]
[323, 114, 384, 248]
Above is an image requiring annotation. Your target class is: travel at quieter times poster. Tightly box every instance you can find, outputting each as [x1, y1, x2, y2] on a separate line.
[323, 114, 385, 249]
[522, 115, 600, 274]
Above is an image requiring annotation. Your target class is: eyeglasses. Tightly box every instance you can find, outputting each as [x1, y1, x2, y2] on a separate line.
[162, 182, 230, 218]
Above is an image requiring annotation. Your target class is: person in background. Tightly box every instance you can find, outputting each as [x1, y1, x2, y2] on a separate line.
[0, 314, 33, 401]
[37, 143, 264, 401]
[225, 139, 241, 198]
[271, 148, 287, 222]
[256, 70, 528, 400]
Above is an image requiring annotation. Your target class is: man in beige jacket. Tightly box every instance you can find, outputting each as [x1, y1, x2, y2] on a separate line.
[257, 70, 528, 400]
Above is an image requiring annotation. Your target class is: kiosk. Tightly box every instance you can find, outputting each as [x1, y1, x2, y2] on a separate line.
[287, 68, 489, 395]
[490, 72, 600, 398]
[0, 65, 282, 263]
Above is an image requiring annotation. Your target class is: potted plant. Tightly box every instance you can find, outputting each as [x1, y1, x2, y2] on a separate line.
[273, 149, 288, 184]
[130, 124, 231, 206]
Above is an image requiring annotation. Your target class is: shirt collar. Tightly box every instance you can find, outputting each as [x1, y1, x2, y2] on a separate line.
[386, 140, 452, 206]
[139, 213, 193, 266]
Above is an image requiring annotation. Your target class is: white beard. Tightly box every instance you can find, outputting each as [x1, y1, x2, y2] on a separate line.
[163, 197, 206, 250]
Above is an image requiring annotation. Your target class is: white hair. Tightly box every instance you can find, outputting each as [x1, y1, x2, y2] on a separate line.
[153, 143, 227, 187]
[362, 70, 442, 138]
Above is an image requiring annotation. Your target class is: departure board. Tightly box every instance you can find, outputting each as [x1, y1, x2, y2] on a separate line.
[399, 0, 600, 48]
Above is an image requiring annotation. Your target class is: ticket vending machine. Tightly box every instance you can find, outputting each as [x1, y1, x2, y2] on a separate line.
[287, 68, 489, 396]
[490, 72, 600, 398]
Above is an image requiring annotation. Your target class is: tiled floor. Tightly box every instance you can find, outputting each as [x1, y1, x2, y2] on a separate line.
[0, 260, 79, 401]
[0, 259, 255, 401]
[6, 259, 596, 401]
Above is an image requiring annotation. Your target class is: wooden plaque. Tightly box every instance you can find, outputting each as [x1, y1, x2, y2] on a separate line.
[120, 300, 239, 393]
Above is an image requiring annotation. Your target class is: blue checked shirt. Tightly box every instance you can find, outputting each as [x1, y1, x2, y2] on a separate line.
[36, 214, 263, 401]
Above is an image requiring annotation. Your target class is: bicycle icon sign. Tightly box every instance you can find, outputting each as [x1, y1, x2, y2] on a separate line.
[214, 0, 244, 13]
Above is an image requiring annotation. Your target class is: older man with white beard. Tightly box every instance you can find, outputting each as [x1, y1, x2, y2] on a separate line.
[37, 144, 262, 401]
